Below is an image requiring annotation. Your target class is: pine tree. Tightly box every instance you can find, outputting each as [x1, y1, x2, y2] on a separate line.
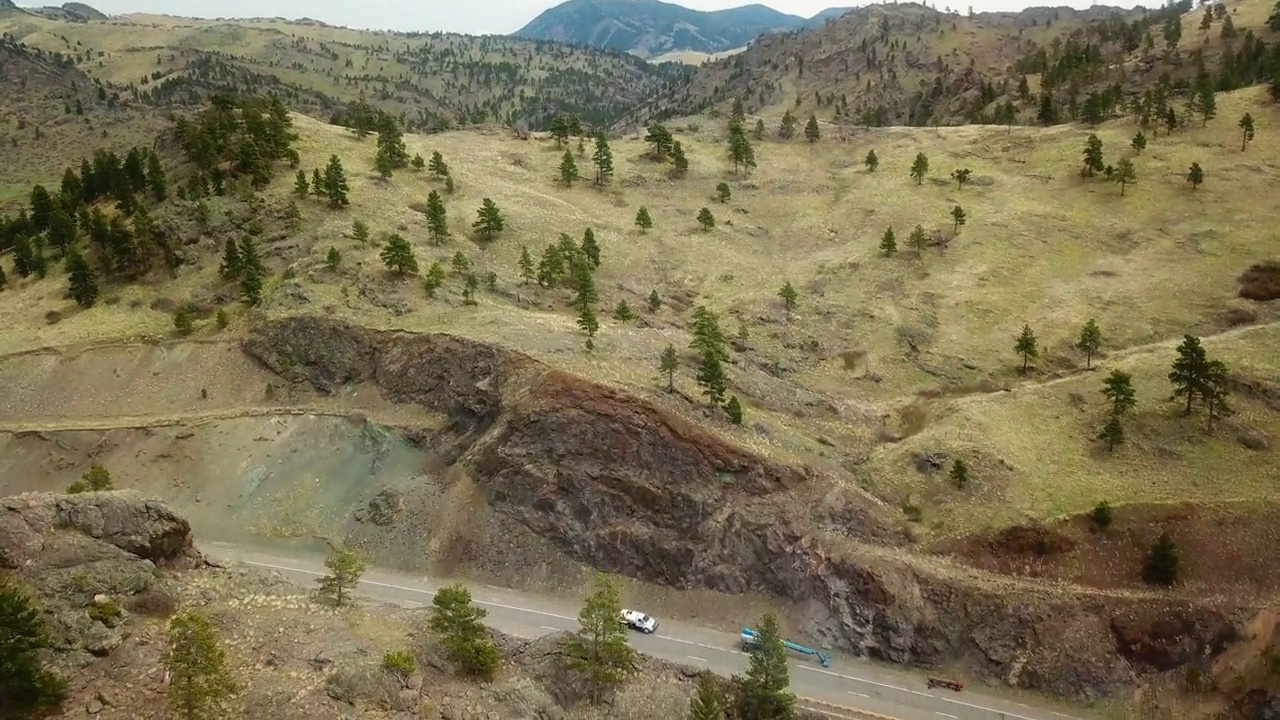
[567, 572, 635, 704]
[716, 182, 732, 203]
[864, 149, 878, 171]
[374, 148, 395, 179]
[1186, 162, 1204, 189]
[423, 261, 446, 297]
[949, 458, 970, 489]
[240, 265, 263, 306]
[951, 168, 972, 190]
[411, 153, 425, 171]
[428, 584, 499, 680]
[724, 395, 744, 425]
[462, 272, 480, 305]
[1075, 319, 1102, 368]
[577, 303, 599, 347]
[1098, 414, 1126, 451]
[910, 152, 929, 185]
[379, 233, 418, 274]
[613, 300, 635, 321]
[804, 113, 820, 142]
[146, 150, 167, 201]
[592, 135, 614, 186]
[690, 305, 729, 363]
[559, 150, 579, 187]
[429, 150, 449, 179]
[316, 546, 365, 606]
[727, 124, 756, 175]
[581, 227, 600, 268]
[1014, 323, 1039, 372]
[696, 348, 728, 405]
[550, 114, 571, 147]
[518, 246, 535, 285]
[472, 198, 505, 241]
[1169, 334, 1208, 415]
[1101, 369, 1137, 418]
[0, 580, 67, 718]
[687, 672, 727, 720]
[1202, 358, 1232, 431]
[648, 289, 662, 312]
[778, 110, 797, 139]
[1239, 113, 1255, 151]
[351, 218, 371, 245]
[732, 611, 795, 720]
[880, 226, 897, 255]
[778, 281, 798, 316]
[1132, 132, 1147, 153]
[635, 206, 653, 233]
[311, 168, 326, 198]
[1195, 81, 1217, 126]
[643, 123, 674, 160]
[451, 251, 472, 276]
[1082, 134, 1105, 178]
[908, 225, 930, 256]
[426, 190, 449, 245]
[671, 141, 689, 177]
[164, 610, 238, 720]
[1143, 532, 1179, 586]
[326, 247, 341, 271]
[753, 118, 766, 140]
[950, 205, 967, 234]
[659, 343, 678, 392]
[323, 154, 350, 208]
[66, 247, 98, 308]
[697, 207, 715, 231]
[1112, 157, 1137, 196]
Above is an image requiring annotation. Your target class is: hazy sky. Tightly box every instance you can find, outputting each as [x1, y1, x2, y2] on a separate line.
[39, 0, 1152, 36]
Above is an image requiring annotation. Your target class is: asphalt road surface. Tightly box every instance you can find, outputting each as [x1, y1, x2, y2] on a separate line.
[203, 542, 1092, 720]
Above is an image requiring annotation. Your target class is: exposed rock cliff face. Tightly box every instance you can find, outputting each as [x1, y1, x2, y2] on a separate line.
[244, 316, 1250, 702]
[0, 490, 201, 667]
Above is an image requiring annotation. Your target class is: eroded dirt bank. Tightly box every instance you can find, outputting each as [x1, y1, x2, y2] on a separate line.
[240, 316, 1257, 702]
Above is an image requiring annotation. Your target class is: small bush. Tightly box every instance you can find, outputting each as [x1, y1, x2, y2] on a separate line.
[382, 650, 416, 679]
[215, 308, 229, 329]
[88, 600, 123, 624]
[1089, 501, 1113, 531]
[901, 502, 923, 523]
[126, 586, 177, 618]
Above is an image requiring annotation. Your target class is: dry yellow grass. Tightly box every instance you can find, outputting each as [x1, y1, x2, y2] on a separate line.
[2, 83, 1277, 537]
[650, 46, 747, 65]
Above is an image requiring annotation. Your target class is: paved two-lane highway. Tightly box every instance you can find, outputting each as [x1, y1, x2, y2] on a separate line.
[203, 542, 1091, 720]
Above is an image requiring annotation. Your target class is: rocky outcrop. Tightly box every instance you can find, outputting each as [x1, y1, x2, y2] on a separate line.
[0, 490, 201, 667]
[244, 316, 1251, 702]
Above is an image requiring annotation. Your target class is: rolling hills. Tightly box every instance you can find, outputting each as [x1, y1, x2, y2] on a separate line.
[0, 6, 691, 134]
[515, 0, 851, 59]
[1, 1, 1280, 717]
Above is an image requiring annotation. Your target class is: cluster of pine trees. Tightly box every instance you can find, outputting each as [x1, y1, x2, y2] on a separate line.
[0, 93, 301, 307]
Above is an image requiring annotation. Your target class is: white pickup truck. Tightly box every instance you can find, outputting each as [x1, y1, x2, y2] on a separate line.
[619, 609, 658, 634]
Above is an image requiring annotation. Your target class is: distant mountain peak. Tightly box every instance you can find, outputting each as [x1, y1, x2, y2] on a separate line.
[515, 0, 846, 60]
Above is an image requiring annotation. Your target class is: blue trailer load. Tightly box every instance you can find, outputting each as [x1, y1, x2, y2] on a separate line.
[740, 627, 832, 667]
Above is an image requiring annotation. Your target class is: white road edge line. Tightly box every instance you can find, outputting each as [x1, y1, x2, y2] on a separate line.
[849, 692, 870, 698]
[539, 625, 560, 632]
[936, 713, 958, 718]
[911, 690, 934, 698]
[688, 655, 709, 662]
[243, 560, 580, 621]
[935, 695, 1049, 720]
